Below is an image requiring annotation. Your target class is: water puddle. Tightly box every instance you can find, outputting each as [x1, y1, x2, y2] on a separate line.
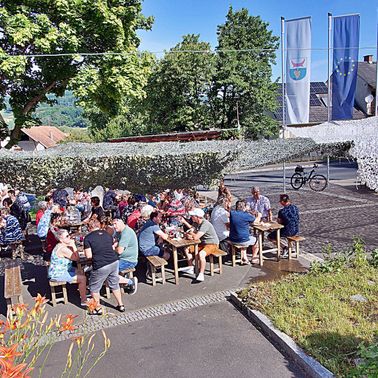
[249, 259, 308, 284]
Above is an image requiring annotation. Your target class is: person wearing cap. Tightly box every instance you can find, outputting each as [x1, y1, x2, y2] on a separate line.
[210, 195, 230, 252]
[245, 186, 272, 222]
[268, 194, 299, 256]
[138, 211, 170, 260]
[186, 207, 219, 282]
[112, 215, 138, 295]
[229, 200, 261, 264]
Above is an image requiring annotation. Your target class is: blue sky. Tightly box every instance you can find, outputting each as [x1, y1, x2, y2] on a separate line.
[138, 0, 377, 81]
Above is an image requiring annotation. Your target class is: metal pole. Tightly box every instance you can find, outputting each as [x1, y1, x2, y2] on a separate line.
[327, 13, 332, 122]
[281, 17, 286, 193]
[326, 155, 330, 185]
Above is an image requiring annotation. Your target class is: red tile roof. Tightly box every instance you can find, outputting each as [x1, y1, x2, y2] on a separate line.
[21, 126, 67, 148]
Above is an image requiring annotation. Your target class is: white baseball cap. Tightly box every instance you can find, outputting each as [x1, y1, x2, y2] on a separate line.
[188, 208, 205, 218]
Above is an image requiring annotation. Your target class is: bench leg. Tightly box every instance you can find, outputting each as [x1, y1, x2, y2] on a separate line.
[218, 256, 223, 274]
[161, 265, 166, 284]
[209, 255, 215, 276]
[288, 240, 293, 260]
[6, 298, 12, 318]
[51, 286, 57, 307]
[231, 246, 236, 267]
[151, 265, 157, 286]
[295, 241, 300, 257]
[62, 285, 68, 304]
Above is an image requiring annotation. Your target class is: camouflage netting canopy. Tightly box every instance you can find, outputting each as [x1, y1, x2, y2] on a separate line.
[0, 138, 350, 194]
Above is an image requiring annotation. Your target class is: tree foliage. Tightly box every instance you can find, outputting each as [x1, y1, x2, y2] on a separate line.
[210, 7, 280, 138]
[145, 34, 215, 132]
[0, 0, 153, 147]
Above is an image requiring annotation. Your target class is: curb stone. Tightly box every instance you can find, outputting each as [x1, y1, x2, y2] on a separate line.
[229, 292, 334, 378]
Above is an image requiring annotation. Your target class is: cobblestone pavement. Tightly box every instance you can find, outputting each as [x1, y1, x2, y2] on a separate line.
[224, 181, 378, 256]
[38, 301, 306, 378]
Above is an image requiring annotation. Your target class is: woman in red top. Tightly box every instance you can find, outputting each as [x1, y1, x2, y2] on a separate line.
[35, 201, 47, 227]
[45, 213, 62, 260]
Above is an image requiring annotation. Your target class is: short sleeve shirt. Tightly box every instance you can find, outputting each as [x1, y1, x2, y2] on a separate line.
[84, 229, 118, 270]
[138, 219, 161, 253]
[197, 219, 219, 245]
[278, 204, 299, 237]
[210, 205, 229, 241]
[118, 225, 138, 263]
[245, 195, 271, 219]
[229, 210, 255, 243]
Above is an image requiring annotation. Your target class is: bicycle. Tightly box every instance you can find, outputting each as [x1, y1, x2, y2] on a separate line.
[290, 164, 328, 191]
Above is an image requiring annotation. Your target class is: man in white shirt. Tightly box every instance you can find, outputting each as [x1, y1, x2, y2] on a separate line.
[245, 186, 272, 222]
[210, 195, 230, 252]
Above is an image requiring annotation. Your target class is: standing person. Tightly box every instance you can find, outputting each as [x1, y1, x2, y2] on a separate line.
[47, 228, 87, 306]
[245, 186, 272, 222]
[84, 219, 128, 314]
[112, 216, 138, 295]
[210, 195, 230, 252]
[186, 208, 219, 282]
[268, 194, 300, 256]
[229, 200, 261, 265]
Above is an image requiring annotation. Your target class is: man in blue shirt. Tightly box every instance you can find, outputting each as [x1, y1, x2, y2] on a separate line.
[138, 211, 170, 260]
[229, 200, 261, 264]
[268, 194, 299, 256]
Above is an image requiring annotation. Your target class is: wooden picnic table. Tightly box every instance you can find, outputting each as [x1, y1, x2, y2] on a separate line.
[166, 238, 200, 285]
[253, 222, 284, 266]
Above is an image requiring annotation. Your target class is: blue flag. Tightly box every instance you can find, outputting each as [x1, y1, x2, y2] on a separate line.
[332, 15, 360, 120]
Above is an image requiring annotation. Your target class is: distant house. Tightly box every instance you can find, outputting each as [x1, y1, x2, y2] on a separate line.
[273, 81, 366, 126]
[18, 126, 67, 151]
[355, 55, 377, 116]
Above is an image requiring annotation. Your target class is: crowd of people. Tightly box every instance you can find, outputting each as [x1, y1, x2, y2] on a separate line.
[0, 182, 300, 314]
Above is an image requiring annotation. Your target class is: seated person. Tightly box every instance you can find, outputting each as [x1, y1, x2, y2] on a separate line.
[89, 196, 105, 221]
[36, 201, 47, 227]
[0, 208, 24, 245]
[268, 194, 299, 255]
[229, 200, 261, 265]
[138, 211, 170, 260]
[47, 228, 87, 305]
[84, 219, 128, 313]
[45, 213, 63, 260]
[210, 195, 230, 252]
[245, 186, 272, 222]
[112, 215, 138, 295]
[186, 208, 219, 282]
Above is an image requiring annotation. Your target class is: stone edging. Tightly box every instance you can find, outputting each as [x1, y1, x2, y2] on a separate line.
[229, 292, 334, 378]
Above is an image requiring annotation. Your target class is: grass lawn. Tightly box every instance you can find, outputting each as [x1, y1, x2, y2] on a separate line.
[238, 264, 378, 376]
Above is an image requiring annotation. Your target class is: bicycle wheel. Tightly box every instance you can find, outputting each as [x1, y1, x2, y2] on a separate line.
[309, 175, 327, 191]
[290, 173, 304, 190]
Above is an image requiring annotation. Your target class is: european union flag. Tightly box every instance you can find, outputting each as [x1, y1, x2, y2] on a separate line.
[332, 15, 360, 120]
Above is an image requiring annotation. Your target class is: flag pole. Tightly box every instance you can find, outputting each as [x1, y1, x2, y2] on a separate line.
[327, 13, 332, 122]
[281, 16, 286, 193]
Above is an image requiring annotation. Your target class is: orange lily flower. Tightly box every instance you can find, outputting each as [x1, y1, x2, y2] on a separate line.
[33, 294, 48, 311]
[59, 320, 77, 333]
[86, 298, 98, 313]
[0, 344, 22, 362]
[0, 358, 32, 378]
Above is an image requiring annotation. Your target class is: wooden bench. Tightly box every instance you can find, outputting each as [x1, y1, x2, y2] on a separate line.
[208, 249, 227, 276]
[227, 240, 245, 267]
[49, 280, 68, 306]
[287, 235, 306, 259]
[5, 263, 23, 317]
[146, 256, 167, 286]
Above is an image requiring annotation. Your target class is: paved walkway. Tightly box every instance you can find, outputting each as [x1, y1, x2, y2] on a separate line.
[38, 301, 305, 378]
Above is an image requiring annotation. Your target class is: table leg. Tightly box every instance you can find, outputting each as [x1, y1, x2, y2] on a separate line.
[173, 247, 179, 285]
[194, 244, 199, 275]
[276, 229, 281, 261]
[258, 231, 264, 266]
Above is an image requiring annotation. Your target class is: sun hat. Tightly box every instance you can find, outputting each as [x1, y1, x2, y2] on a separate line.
[188, 208, 205, 218]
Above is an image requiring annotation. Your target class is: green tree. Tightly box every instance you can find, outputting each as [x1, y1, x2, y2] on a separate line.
[0, 0, 153, 148]
[211, 7, 280, 138]
[145, 34, 215, 132]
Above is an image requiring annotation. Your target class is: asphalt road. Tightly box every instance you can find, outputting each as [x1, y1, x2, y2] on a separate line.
[38, 301, 305, 378]
[224, 160, 357, 193]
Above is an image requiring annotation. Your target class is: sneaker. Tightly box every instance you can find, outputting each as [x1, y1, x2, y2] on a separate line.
[281, 247, 289, 258]
[146, 269, 152, 280]
[196, 272, 205, 282]
[181, 266, 194, 275]
[127, 277, 138, 296]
